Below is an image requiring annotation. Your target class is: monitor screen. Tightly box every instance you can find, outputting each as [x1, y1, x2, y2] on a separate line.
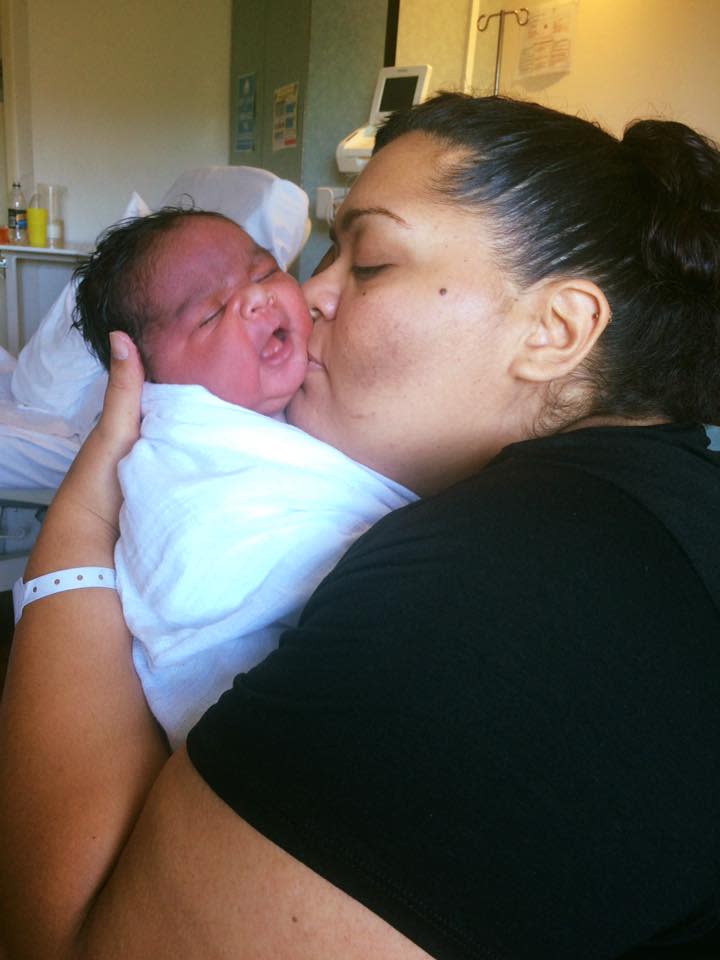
[368, 65, 431, 125]
[379, 75, 420, 114]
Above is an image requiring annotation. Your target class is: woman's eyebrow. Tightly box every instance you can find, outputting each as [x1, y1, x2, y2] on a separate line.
[336, 206, 410, 235]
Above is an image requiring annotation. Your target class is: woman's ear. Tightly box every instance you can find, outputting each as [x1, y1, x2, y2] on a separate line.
[511, 279, 612, 383]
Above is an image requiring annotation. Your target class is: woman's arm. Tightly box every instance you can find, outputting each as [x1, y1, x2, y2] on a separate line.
[0, 335, 430, 960]
[0, 334, 169, 955]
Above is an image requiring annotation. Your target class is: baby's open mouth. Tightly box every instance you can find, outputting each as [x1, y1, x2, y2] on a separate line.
[260, 326, 291, 362]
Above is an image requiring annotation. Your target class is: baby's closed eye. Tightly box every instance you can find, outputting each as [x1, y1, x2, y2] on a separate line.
[199, 306, 224, 328]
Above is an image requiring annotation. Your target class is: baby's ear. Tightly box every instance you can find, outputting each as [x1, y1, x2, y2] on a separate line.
[511, 279, 611, 382]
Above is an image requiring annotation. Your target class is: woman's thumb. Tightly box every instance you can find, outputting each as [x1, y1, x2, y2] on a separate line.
[98, 331, 145, 450]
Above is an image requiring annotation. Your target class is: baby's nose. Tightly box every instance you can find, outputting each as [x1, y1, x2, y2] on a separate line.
[232, 284, 275, 320]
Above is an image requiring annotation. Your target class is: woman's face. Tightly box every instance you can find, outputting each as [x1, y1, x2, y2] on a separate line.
[288, 132, 538, 495]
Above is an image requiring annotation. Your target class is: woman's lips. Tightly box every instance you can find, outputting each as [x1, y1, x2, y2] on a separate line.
[307, 351, 325, 371]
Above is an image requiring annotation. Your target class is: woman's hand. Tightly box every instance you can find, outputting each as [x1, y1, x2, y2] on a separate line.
[25, 331, 145, 578]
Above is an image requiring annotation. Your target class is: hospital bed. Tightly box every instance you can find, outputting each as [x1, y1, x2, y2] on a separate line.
[0, 166, 310, 592]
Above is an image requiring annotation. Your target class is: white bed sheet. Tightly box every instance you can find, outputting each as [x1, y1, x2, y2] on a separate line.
[0, 349, 75, 586]
[0, 352, 81, 489]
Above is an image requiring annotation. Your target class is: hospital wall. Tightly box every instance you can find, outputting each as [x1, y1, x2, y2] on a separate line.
[3, 0, 718, 274]
[227, 0, 388, 280]
[397, 0, 720, 142]
[300, 0, 388, 279]
[3, 0, 231, 246]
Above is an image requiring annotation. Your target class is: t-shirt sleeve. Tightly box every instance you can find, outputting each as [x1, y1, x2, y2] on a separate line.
[187, 465, 720, 960]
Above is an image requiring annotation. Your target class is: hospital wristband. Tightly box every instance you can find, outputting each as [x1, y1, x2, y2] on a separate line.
[12, 566, 117, 625]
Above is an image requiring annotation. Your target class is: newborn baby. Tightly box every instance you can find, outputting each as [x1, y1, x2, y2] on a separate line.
[73, 208, 416, 747]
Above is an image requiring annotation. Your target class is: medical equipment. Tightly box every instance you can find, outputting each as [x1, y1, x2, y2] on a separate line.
[336, 64, 432, 175]
[477, 7, 529, 96]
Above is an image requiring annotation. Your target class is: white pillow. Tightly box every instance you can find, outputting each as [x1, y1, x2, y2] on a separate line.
[159, 167, 309, 270]
[0, 345, 16, 376]
[11, 192, 151, 438]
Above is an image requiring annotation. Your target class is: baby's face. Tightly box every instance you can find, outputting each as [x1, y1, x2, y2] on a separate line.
[143, 216, 312, 415]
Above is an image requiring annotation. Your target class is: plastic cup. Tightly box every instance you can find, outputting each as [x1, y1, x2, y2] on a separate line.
[46, 185, 65, 248]
[27, 207, 48, 247]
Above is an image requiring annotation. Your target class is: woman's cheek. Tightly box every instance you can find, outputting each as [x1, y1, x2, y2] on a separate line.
[346, 288, 415, 386]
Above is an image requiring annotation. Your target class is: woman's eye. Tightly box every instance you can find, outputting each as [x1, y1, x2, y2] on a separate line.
[351, 264, 387, 280]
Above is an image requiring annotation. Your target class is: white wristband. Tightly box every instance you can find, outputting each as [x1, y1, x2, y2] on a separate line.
[12, 566, 117, 625]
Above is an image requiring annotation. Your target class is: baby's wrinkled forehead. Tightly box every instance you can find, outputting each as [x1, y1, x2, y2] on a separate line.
[162, 217, 278, 281]
[246, 238, 278, 267]
[234, 224, 265, 254]
[143, 218, 282, 336]
[222, 221, 280, 275]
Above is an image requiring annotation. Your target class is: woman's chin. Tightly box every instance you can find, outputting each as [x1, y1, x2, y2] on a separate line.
[286, 388, 310, 429]
[286, 388, 326, 440]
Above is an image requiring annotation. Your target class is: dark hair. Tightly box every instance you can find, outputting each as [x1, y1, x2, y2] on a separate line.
[375, 93, 720, 424]
[72, 207, 231, 370]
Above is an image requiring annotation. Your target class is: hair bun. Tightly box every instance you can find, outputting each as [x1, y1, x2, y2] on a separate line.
[622, 119, 720, 297]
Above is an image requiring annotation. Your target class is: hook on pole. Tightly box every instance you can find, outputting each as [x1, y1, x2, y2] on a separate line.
[477, 7, 529, 95]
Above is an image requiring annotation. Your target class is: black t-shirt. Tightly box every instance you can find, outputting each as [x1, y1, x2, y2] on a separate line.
[187, 424, 720, 960]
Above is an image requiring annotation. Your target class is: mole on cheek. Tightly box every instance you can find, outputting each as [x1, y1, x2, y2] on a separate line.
[439, 288, 448, 296]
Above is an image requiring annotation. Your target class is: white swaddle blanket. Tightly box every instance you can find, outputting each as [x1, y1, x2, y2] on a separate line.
[118, 383, 417, 747]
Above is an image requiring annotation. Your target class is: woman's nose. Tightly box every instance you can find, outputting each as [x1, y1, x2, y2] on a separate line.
[303, 269, 338, 324]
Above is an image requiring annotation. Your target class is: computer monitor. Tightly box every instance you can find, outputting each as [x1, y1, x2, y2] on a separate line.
[336, 64, 432, 175]
[369, 65, 432, 125]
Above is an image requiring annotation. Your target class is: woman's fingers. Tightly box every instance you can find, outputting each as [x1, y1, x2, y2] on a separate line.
[38, 332, 146, 546]
[94, 332, 145, 457]
[22, 331, 145, 580]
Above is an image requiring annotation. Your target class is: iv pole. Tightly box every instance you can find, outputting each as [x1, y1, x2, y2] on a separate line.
[477, 7, 529, 95]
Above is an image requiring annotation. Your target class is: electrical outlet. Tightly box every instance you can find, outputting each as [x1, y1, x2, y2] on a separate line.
[315, 186, 348, 222]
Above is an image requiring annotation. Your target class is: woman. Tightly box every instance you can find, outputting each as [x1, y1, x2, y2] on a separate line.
[1, 94, 719, 959]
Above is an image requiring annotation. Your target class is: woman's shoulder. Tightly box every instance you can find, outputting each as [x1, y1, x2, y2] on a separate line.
[356, 423, 713, 530]
[367, 422, 718, 538]
[324, 422, 720, 627]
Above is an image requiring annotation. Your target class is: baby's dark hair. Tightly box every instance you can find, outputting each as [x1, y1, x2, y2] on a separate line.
[73, 207, 231, 370]
[376, 93, 720, 424]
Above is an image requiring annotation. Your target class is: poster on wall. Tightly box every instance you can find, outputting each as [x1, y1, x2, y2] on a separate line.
[516, 0, 578, 81]
[234, 73, 257, 153]
[272, 82, 299, 151]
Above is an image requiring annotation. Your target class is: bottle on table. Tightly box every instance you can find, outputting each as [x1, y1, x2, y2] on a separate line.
[8, 182, 27, 245]
[46, 184, 65, 249]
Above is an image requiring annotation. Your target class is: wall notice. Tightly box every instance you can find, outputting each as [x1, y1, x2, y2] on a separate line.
[517, 1, 578, 80]
[272, 81, 299, 151]
[234, 73, 257, 152]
